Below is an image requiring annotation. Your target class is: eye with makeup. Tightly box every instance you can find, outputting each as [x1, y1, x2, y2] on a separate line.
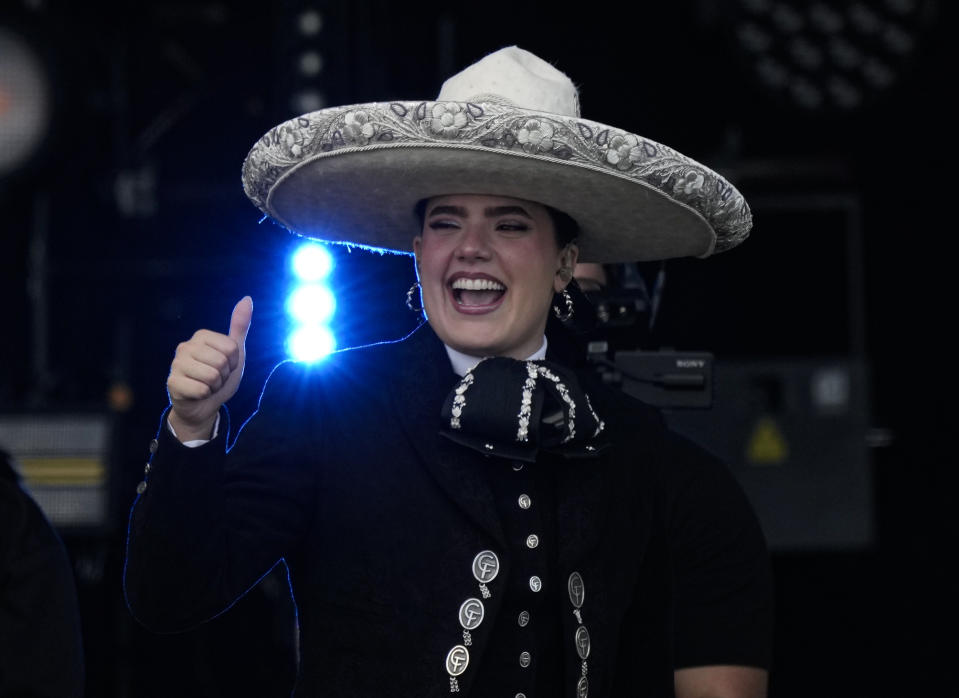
[495, 220, 531, 234]
[427, 218, 461, 232]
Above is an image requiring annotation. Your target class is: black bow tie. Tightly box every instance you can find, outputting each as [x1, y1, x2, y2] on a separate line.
[439, 357, 607, 462]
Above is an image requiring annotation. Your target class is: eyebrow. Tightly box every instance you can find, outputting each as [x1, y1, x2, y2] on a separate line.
[426, 205, 533, 219]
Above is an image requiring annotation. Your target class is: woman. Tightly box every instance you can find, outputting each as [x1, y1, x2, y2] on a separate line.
[125, 47, 772, 697]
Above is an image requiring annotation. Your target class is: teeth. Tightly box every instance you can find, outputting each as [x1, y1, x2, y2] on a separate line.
[451, 278, 506, 291]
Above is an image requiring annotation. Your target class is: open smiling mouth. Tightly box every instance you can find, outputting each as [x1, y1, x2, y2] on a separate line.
[450, 277, 506, 308]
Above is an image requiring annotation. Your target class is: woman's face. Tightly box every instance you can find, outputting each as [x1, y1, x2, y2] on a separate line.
[413, 194, 578, 359]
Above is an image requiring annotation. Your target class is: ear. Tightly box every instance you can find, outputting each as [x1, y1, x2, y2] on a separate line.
[554, 243, 580, 293]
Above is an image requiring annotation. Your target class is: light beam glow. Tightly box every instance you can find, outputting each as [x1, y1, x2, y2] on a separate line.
[292, 243, 333, 281]
[288, 325, 336, 363]
[287, 284, 336, 324]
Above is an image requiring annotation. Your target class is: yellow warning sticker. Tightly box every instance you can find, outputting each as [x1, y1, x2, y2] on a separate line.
[746, 416, 788, 465]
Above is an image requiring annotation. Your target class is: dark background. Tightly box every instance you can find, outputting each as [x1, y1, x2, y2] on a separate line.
[1, 0, 955, 695]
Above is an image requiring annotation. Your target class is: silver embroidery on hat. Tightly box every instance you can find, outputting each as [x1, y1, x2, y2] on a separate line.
[244, 101, 753, 255]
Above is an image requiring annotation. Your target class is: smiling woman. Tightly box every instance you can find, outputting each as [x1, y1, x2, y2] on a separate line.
[413, 194, 578, 360]
[125, 46, 773, 698]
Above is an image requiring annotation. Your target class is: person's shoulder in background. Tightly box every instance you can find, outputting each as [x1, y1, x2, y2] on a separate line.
[0, 449, 85, 697]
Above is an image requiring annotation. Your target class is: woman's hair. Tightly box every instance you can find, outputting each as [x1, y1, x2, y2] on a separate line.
[414, 199, 579, 249]
[545, 205, 579, 249]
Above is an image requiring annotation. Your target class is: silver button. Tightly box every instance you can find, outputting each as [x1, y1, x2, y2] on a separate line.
[577, 676, 589, 698]
[568, 571, 585, 608]
[529, 575, 542, 592]
[519, 651, 531, 668]
[516, 694, 527, 698]
[512, 462, 524, 471]
[472, 550, 500, 583]
[526, 534, 539, 549]
[575, 625, 591, 660]
[149, 438, 158, 454]
[518, 493, 531, 509]
[518, 610, 530, 627]
[445, 645, 469, 676]
[136, 481, 147, 494]
[458, 598, 485, 630]
[144, 463, 151, 475]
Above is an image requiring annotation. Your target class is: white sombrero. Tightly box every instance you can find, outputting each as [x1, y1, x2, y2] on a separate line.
[241, 46, 751, 263]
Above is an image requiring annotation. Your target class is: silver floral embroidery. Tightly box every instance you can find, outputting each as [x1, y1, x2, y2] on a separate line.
[517, 118, 555, 154]
[242, 100, 752, 253]
[450, 370, 476, 431]
[514, 363, 591, 444]
[535, 365, 577, 443]
[583, 393, 605, 437]
[343, 110, 375, 145]
[673, 169, 706, 197]
[516, 362, 539, 442]
[430, 103, 468, 138]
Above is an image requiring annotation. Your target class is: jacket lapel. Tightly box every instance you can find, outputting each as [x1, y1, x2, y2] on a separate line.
[388, 325, 506, 549]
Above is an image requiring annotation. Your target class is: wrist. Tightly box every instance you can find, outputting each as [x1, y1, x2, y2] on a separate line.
[168, 409, 218, 443]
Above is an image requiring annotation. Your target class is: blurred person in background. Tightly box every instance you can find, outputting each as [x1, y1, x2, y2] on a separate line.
[0, 447, 84, 697]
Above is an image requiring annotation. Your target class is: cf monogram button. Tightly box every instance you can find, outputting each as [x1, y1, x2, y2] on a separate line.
[472, 550, 500, 583]
[529, 575, 542, 592]
[518, 493, 531, 509]
[568, 571, 585, 608]
[445, 645, 469, 676]
[518, 610, 530, 627]
[458, 598, 484, 630]
[577, 676, 589, 697]
[519, 651, 531, 668]
[575, 625, 591, 660]
[526, 534, 539, 549]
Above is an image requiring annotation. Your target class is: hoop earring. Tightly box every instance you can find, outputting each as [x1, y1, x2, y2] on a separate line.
[553, 287, 574, 322]
[406, 281, 423, 312]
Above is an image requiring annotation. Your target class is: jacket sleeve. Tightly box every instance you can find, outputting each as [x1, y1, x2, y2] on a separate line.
[123, 360, 324, 632]
[660, 428, 775, 670]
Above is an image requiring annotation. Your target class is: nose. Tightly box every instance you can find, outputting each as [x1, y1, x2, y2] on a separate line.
[454, 222, 492, 262]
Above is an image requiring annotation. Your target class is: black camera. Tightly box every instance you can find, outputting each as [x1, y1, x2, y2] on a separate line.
[574, 267, 713, 410]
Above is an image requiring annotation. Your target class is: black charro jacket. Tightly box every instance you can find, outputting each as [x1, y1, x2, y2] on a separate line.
[124, 324, 772, 697]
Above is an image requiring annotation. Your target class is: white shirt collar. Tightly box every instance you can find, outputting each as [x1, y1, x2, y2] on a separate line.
[445, 336, 548, 377]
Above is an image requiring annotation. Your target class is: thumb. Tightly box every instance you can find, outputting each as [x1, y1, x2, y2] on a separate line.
[228, 296, 253, 345]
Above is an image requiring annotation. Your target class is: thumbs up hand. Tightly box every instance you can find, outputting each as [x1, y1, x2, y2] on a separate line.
[167, 296, 253, 442]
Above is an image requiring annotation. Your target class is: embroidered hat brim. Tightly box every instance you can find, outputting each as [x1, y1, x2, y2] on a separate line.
[241, 50, 751, 263]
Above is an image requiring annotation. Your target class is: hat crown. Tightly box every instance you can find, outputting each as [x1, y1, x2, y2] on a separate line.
[436, 46, 580, 117]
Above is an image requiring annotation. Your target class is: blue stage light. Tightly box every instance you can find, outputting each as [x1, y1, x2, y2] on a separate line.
[292, 243, 333, 281]
[288, 325, 336, 363]
[287, 283, 336, 325]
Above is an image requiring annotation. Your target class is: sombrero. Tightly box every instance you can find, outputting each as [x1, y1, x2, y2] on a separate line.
[241, 46, 751, 263]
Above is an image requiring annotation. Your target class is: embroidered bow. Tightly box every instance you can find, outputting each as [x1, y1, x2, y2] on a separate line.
[440, 357, 607, 462]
